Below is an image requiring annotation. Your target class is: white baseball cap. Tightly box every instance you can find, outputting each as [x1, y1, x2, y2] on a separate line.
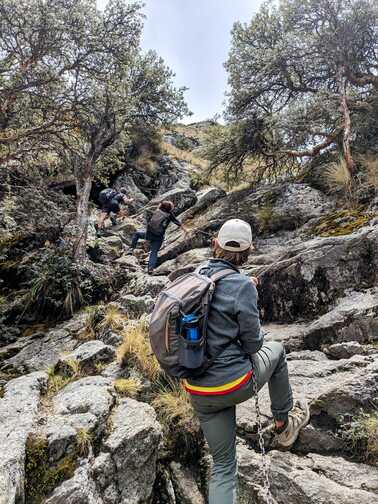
[217, 219, 253, 252]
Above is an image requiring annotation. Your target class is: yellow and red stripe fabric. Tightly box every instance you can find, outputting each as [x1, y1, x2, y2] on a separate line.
[183, 370, 253, 396]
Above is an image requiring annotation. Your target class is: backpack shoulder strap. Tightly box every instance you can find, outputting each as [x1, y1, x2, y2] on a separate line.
[209, 268, 238, 283]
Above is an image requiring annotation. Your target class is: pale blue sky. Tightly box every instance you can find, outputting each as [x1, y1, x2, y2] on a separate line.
[97, 1, 263, 122]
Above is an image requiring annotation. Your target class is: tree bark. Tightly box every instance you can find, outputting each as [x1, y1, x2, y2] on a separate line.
[339, 68, 356, 175]
[283, 128, 341, 158]
[74, 160, 93, 262]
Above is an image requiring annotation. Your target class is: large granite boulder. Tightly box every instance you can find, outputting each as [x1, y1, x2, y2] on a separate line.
[237, 350, 378, 457]
[258, 225, 378, 322]
[0, 372, 48, 504]
[0, 314, 85, 374]
[101, 398, 162, 503]
[237, 445, 378, 504]
[55, 341, 116, 375]
[158, 183, 334, 263]
[262, 288, 378, 352]
[43, 376, 115, 462]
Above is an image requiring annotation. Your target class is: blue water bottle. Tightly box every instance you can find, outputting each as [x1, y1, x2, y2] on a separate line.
[181, 314, 200, 341]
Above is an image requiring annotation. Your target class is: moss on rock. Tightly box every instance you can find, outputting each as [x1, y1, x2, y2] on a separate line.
[25, 435, 77, 503]
[311, 209, 372, 237]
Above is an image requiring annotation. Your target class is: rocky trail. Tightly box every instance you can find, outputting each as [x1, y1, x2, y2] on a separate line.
[1, 131, 378, 504]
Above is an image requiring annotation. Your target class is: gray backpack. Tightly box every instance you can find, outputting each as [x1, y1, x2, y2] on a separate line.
[147, 208, 170, 236]
[149, 267, 236, 378]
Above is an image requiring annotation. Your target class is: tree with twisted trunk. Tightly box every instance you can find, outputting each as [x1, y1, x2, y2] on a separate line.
[209, 0, 378, 181]
[1, 0, 189, 261]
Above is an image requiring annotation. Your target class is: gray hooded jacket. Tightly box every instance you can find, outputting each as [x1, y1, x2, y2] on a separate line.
[186, 259, 264, 387]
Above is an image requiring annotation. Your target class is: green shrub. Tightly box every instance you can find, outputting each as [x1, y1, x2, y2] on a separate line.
[22, 248, 93, 321]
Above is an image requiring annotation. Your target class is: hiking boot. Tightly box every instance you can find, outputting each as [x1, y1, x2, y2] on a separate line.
[273, 399, 310, 449]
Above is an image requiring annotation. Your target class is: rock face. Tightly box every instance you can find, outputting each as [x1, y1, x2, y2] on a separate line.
[0, 372, 48, 504]
[258, 226, 378, 322]
[237, 445, 378, 504]
[56, 341, 116, 375]
[102, 398, 162, 503]
[0, 315, 85, 374]
[158, 183, 334, 264]
[237, 350, 378, 458]
[46, 398, 162, 504]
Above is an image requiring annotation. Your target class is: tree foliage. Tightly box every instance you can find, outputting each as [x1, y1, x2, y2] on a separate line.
[208, 0, 378, 182]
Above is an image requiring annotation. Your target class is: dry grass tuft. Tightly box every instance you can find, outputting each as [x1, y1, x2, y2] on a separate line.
[363, 412, 378, 462]
[99, 305, 128, 333]
[343, 410, 378, 464]
[80, 304, 127, 341]
[46, 359, 82, 397]
[364, 156, 378, 188]
[324, 158, 352, 193]
[152, 379, 194, 428]
[113, 377, 142, 398]
[117, 318, 161, 381]
[163, 142, 209, 171]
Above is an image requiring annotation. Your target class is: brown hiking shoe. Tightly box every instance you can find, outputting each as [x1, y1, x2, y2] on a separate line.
[273, 399, 310, 449]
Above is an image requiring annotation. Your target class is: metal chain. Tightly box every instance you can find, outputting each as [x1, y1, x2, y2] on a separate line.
[251, 370, 274, 504]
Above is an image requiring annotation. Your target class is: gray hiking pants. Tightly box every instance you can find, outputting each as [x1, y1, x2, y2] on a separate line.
[190, 341, 293, 504]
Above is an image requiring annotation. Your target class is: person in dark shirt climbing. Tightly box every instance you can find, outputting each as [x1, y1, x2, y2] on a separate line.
[96, 188, 134, 233]
[129, 200, 189, 274]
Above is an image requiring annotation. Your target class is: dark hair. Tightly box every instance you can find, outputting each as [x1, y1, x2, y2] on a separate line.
[159, 200, 174, 212]
[119, 187, 128, 195]
[212, 241, 250, 267]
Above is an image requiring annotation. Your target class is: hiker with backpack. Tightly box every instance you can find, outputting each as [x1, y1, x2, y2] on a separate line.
[129, 200, 189, 274]
[149, 219, 310, 504]
[95, 187, 134, 233]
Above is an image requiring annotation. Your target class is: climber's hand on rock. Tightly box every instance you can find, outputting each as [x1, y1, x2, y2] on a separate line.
[250, 276, 259, 286]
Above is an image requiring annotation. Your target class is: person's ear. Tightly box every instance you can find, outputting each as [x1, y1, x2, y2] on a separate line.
[212, 238, 219, 250]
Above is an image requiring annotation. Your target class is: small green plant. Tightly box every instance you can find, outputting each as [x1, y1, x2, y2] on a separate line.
[114, 377, 142, 398]
[25, 435, 77, 503]
[342, 411, 378, 464]
[256, 205, 275, 233]
[76, 428, 93, 457]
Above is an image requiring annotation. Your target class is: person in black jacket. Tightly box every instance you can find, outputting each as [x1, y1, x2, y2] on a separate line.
[96, 188, 134, 232]
[129, 200, 189, 274]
